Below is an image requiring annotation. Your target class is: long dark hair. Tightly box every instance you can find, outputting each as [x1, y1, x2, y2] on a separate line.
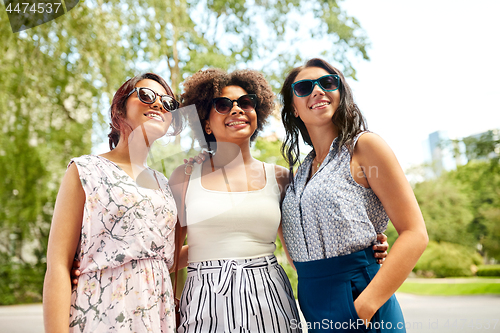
[280, 58, 367, 169]
[108, 73, 183, 150]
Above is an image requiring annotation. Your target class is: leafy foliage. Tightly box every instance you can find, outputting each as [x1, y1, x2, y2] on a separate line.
[462, 130, 500, 162]
[0, 252, 46, 305]
[446, 160, 500, 260]
[412, 131, 500, 267]
[476, 265, 500, 277]
[414, 241, 483, 278]
[252, 135, 288, 167]
[413, 177, 475, 247]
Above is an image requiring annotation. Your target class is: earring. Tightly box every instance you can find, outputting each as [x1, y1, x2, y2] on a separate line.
[205, 122, 212, 135]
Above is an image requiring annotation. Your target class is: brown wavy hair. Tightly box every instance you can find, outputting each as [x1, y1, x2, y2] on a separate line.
[280, 58, 367, 169]
[180, 68, 275, 151]
[108, 73, 183, 150]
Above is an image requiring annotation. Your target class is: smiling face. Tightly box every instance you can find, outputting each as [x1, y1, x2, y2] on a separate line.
[205, 85, 258, 145]
[292, 66, 340, 129]
[124, 79, 173, 141]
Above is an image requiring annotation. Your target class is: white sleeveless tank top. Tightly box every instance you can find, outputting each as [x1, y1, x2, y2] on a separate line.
[185, 162, 282, 263]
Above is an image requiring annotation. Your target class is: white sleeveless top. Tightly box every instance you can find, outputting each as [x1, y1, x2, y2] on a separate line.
[185, 162, 282, 263]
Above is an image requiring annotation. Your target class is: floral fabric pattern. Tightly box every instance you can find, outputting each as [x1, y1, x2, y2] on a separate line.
[281, 132, 389, 262]
[69, 155, 177, 332]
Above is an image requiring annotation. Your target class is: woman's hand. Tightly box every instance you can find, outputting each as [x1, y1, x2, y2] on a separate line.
[354, 298, 376, 327]
[373, 233, 389, 264]
[71, 259, 81, 286]
[183, 150, 210, 165]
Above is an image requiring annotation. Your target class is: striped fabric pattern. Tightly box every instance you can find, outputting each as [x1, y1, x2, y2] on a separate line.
[177, 255, 301, 333]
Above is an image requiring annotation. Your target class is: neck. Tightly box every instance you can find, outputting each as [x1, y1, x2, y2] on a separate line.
[307, 123, 338, 159]
[210, 140, 254, 168]
[107, 129, 151, 168]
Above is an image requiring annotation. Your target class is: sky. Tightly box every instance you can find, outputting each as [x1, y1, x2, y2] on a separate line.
[331, 0, 500, 170]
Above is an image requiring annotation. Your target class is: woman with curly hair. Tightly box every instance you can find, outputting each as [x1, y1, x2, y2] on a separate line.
[280, 58, 428, 332]
[167, 68, 302, 332]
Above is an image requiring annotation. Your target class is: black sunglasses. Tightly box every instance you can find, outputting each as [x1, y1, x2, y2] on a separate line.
[126, 87, 179, 112]
[291, 74, 340, 97]
[212, 94, 258, 114]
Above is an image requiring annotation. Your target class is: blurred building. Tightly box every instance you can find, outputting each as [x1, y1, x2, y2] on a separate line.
[424, 130, 465, 177]
[423, 129, 499, 178]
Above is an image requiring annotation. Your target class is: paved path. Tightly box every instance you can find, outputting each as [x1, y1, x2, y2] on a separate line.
[0, 304, 43, 333]
[396, 293, 500, 333]
[1, 293, 499, 332]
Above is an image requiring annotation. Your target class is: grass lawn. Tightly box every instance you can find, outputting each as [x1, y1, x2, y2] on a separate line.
[399, 278, 500, 295]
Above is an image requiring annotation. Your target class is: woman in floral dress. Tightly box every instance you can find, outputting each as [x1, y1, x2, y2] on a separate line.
[43, 73, 183, 332]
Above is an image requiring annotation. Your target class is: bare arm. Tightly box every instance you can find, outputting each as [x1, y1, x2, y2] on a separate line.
[43, 163, 85, 332]
[352, 133, 428, 322]
[169, 164, 191, 271]
[277, 224, 296, 270]
[274, 165, 296, 270]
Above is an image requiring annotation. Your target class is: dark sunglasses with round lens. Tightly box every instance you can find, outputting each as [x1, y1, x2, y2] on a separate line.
[126, 87, 179, 112]
[212, 94, 258, 115]
[291, 74, 340, 98]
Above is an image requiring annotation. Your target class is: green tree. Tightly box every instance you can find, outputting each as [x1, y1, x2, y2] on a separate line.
[414, 241, 482, 278]
[447, 160, 500, 261]
[462, 130, 500, 162]
[0, 0, 370, 304]
[413, 177, 476, 247]
[0, 1, 139, 303]
[252, 135, 288, 167]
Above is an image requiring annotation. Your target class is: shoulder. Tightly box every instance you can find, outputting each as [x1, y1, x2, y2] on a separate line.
[170, 164, 188, 187]
[273, 164, 290, 184]
[355, 132, 393, 157]
[66, 161, 81, 177]
[67, 155, 97, 175]
[354, 132, 399, 169]
[69, 154, 93, 165]
[270, 164, 290, 199]
[61, 159, 85, 194]
[151, 168, 169, 183]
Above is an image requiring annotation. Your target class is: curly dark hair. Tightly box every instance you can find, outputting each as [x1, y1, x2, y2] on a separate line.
[180, 68, 275, 151]
[108, 73, 183, 150]
[280, 58, 367, 169]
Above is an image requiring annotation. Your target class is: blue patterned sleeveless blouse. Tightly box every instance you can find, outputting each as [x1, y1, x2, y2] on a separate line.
[281, 132, 389, 262]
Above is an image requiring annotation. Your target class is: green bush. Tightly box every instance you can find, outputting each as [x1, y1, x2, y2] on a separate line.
[476, 265, 500, 277]
[0, 253, 45, 305]
[414, 241, 482, 278]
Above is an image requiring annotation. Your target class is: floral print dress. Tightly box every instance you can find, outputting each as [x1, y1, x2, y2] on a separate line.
[69, 155, 177, 332]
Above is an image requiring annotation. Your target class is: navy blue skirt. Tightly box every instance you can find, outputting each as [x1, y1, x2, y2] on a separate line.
[294, 247, 405, 333]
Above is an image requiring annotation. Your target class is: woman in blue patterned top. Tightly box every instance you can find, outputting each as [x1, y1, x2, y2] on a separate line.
[280, 58, 428, 332]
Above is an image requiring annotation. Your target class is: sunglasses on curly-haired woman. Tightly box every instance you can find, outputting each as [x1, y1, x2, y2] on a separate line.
[212, 94, 258, 115]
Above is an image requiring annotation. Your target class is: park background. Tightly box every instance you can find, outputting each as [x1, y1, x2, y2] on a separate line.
[1, 0, 499, 305]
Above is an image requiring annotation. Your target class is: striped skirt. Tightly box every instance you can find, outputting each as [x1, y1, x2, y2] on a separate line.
[177, 255, 301, 333]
